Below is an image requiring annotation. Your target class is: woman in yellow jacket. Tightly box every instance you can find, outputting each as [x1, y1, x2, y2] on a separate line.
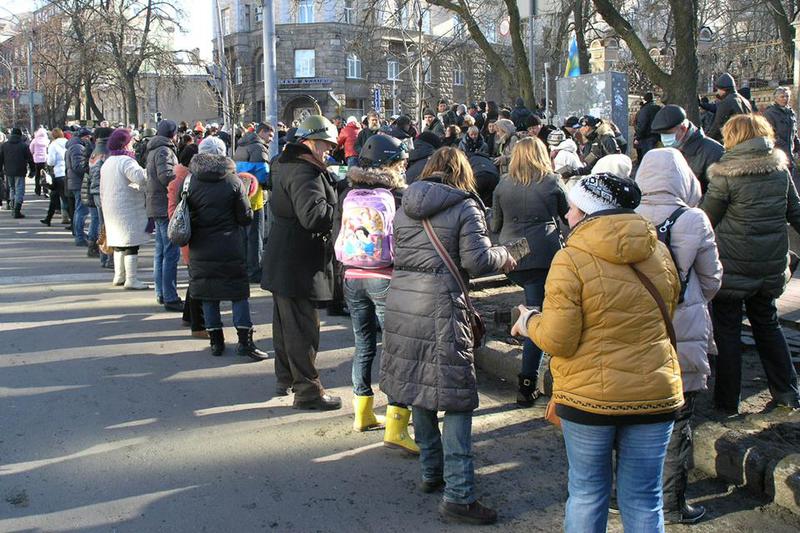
[512, 172, 684, 533]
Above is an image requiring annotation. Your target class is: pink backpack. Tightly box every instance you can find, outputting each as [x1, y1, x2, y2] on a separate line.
[335, 188, 396, 269]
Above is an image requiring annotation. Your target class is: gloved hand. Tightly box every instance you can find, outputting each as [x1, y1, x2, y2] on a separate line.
[510, 304, 540, 338]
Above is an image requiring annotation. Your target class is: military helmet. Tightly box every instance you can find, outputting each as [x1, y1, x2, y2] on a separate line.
[142, 128, 157, 138]
[295, 115, 338, 144]
[358, 133, 409, 168]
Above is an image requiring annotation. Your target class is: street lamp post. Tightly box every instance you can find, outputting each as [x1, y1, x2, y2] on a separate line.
[0, 56, 17, 126]
[262, 0, 278, 160]
[27, 38, 34, 132]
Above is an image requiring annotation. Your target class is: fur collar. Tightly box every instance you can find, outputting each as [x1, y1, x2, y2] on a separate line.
[708, 146, 787, 179]
[189, 153, 236, 179]
[346, 166, 407, 190]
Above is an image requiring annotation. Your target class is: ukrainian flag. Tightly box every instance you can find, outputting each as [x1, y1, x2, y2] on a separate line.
[564, 34, 581, 77]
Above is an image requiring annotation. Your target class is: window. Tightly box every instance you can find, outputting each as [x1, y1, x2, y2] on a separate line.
[298, 0, 314, 24]
[422, 58, 431, 83]
[256, 5, 263, 22]
[235, 65, 242, 85]
[387, 60, 400, 81]
[422, 9, 431, 33]
[453, 65, 464, 86]
[244, 4, 251, 31]
[256, 55, 264, 82]
[220, 8, 231, 35]
[452, 15, 464, 37]
[294, 49, 315, 77]
[483, 22, 497, 44]
[347, 53, 362, 79]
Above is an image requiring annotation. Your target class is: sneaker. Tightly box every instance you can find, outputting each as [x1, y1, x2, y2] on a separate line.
[438, 500, 497, 525]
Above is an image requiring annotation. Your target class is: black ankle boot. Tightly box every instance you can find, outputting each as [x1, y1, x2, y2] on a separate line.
[208, 329, 225, 356]
[665, 502, 706, 525]
[12, 204, 25, 219]
[87, 240, 100, 258]
[236, 328, 268, 361]
[517, 374, 541, 407]
[40, 218, 51, 226]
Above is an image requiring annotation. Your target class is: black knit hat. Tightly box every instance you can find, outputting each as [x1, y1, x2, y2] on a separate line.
[417, 131, 442, 149]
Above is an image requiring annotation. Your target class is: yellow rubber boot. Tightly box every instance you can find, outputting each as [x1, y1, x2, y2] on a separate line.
[383, 405, 420, 455]
[353, 395, 385, 431]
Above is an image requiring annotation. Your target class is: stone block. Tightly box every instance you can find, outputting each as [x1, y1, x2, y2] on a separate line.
[768, 454, 800, 516]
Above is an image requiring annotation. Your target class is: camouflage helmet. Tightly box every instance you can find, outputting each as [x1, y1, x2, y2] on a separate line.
[142, 127, 157, 138]
[295, 115, 338, 145]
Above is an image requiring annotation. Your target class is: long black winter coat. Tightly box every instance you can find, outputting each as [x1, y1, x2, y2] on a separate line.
[707, 91, 752, 142]
[635, 101, 662, 143]
[0, 134, 33, 178]
[468, 152, 499, 207]
[145, 135, 178, 218]
[380, 175, 509, 412]
[491, 172, 568, 271]
[65, 136, 89, 191]
[186, 153, 253, 301]
[511, 98, 532, 131]
[405, 139, 438, 183]
[679, 126, 724, 192]
[763, 103, 797, 162]
[261, 142, 337, 301]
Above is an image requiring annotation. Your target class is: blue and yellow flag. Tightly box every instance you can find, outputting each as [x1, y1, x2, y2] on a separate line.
[564, 34, 581, 77]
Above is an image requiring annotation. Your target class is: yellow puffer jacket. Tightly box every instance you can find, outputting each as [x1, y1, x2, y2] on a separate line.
[528, 212, 684, 416]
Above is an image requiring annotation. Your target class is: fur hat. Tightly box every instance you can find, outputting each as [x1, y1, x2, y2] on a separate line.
[568, 173, 641, 215]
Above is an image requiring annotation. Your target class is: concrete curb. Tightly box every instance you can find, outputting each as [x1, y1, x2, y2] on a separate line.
[692, 421, 800, 516]
[477, 340, 800, 517]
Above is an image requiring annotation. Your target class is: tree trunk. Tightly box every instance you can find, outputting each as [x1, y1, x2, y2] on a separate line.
[669, 0, 700, 124]
[84, 76, 105, 122]
[574, 0, 592, 74]
[765, 0, 795, 77]
[125, 74, 138, 127]
[503, 0, 534, 108]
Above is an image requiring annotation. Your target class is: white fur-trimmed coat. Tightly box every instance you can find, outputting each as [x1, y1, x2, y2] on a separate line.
[100, 155, 149, 247]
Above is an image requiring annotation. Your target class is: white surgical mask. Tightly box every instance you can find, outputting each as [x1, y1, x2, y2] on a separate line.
[660, 132, 678, 147]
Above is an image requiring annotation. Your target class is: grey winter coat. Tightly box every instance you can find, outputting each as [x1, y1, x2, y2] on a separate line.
[701, 137, 800, 300]
[88, 138, 109, 196]
[707, 91, 752, 142]
[145, 135, 178, 218]
[65, 136, 89, 191]
[635, 148, 723, 392]
[380, 176, 510, 412]
[763, 103, 797, 162]
[491, 173, 568, 271]
[677, 124, 724, 192]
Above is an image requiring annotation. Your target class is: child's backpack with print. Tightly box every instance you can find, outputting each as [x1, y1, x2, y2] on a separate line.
[335, 188, 396, 269]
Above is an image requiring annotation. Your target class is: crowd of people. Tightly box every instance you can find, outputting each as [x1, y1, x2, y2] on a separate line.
[1, 71, 799, 531]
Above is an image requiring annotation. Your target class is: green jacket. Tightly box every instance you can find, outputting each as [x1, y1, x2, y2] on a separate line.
[700, 137, 800, 300]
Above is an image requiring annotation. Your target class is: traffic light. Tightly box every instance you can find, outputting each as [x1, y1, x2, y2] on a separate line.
[155, 111, 162, 124]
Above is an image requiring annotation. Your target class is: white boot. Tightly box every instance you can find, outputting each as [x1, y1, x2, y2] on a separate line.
[123, 254, 149, 290]
[112, 251, 126, 286]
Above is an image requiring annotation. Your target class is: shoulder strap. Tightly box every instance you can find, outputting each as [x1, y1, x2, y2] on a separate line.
[421, 218, 478, 314]
[181, 174, 192, 196]
[630, 266, 677, 349]
[656, 206, 688, 247]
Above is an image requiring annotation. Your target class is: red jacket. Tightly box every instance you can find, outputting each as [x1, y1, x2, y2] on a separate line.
[168, 164, 191, 265]
[338, 122, 360, 159]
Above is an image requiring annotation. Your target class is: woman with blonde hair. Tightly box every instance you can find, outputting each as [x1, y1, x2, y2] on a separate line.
[492, 136, 568, 405]
[701, 114, 800, 413]
[381, 146, 516, 524]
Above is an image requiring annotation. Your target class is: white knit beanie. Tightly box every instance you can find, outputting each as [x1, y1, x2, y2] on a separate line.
[567, 173, 642, 215]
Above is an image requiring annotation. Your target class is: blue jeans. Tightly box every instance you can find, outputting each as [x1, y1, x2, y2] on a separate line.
[411, 407, 475, 505]
[8, 176, 24, 205]
[245, 207, 264, 281]
[561, 419, 674, 533]
[87, 205, 99, 241]
[507, 269, 548, 377]
[344, 277, 390, 396]
[202, 299, 253, 330]
[153, 217, 180, 303]
[72, 191, 89, 244]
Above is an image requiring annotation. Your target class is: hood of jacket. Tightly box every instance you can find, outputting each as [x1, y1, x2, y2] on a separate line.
[189, 153, 236, 181]
[568, 211, 656, 265]
[34, 128, 48, 140]
[402, 175, 470, 220]
[595, 121, 615, 137]
[514, 97, 526, 109]
[388, 125, 412, 140]
[6, 133, 22, 144]
[238, 131, 264, 147]
[346, 166, 407, 190]
[555, 138, 578, 153]
[65, 136, 84, 149]
[637, 148, 701, 207]
[147, 135, 176, 151]
[52, 137, 67, 149]
[709, 137, 787, 178]
[344, 121, 360, 133]
[409, 139, 437, 163]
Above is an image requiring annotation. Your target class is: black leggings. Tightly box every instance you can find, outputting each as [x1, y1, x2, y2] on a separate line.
[45, 178, 65, 221]
[114, 246, 140, 255]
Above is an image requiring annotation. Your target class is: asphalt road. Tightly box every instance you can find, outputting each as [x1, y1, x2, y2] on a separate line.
[2, 189, 799, 532]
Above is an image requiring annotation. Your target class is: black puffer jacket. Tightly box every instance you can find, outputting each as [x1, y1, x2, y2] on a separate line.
[405, 139, 438, 184]
[678, 125, 724, 192]
[65, 136, 89, 191]
[145, 135, 178, 218]
[234, 131, 269, 163]
[261, 142, 337, 300]
[701, 137, 800, 300]
[511, 97, 532, 131]
[491, 172, 568, 271]
[707, 91, 752, 142]
[186, 153, 253, 301]
[380, 176, 510, 412]
[0, 134, 33, 179]
[468, 152, 499, 207]
[635, 101, 662, 143]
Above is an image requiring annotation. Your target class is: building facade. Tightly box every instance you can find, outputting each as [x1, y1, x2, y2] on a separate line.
[214, 0, 509, 124]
